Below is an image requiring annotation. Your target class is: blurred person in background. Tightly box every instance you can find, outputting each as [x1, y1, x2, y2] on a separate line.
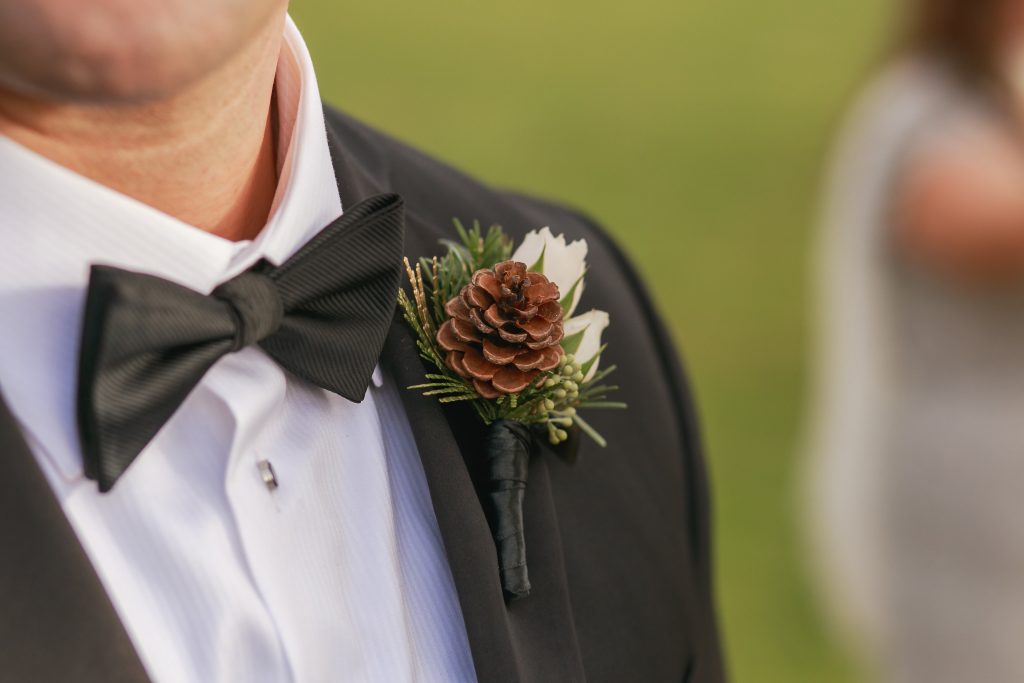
[807, 1, 1024, 681]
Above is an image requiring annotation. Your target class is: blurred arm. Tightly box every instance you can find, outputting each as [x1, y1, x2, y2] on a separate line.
[895, 123, 1024, 282]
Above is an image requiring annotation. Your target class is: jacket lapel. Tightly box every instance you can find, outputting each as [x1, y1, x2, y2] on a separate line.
[382, 322, 524, 679]
[326, 115, 586, 682]
[0, 396, 149, 682]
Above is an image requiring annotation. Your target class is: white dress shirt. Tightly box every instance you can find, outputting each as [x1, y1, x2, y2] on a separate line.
[0, 16, 476, 683]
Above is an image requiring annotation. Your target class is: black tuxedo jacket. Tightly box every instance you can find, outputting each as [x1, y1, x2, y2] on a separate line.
[0, 106, 726, 682]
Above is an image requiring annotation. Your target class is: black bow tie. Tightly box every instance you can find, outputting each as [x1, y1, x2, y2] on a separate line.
[77, 193, 405, 492]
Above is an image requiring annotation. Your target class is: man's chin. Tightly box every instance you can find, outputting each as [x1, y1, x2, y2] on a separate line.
[0, 0, 286, 106]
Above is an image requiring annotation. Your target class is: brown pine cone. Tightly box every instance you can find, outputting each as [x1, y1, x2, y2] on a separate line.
[437, 260, 565, 398]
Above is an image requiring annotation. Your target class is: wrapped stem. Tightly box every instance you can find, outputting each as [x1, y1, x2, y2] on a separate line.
[483, 420, 533, 601]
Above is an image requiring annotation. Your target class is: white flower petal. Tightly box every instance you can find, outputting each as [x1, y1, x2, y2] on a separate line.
[512, 227, 588, 316]
[562, 309, 610, 381]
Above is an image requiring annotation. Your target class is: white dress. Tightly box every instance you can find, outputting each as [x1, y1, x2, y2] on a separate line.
[806, 59, 1024, 683]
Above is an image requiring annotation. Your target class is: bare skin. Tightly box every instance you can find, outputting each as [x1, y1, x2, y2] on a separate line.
[0, 0, 288, 241]
[896, 0, 1024, 283]
[895, 124, 1024, 282]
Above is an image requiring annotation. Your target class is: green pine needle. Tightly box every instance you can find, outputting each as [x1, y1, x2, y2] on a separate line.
[573, 413, 608, 448]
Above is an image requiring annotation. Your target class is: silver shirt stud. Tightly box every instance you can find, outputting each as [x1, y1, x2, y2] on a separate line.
[257, 459, 279, 492]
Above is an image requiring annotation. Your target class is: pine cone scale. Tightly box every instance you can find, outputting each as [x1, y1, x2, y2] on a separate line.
[492, 366, 536, 394]
[473, 378, 502, 399]
[524, 281, 559, 302]
[444, 297, 472, 321]
[483, 304, 509, 328]
[469, 309, 495, 334]
[511, 305, 539, 320]
[497, 326, 528, 344]
[437, 320, 472, 352]
[513, 346, 561, 372]
[462, 285, 493, 310]
[462, 348, 498, 380]
[483, 338, 519, 365]
[447, 350, 468, 376]
[450, 318, 481, 344]
[519, 317, 553, 340]
[538, 300, 563, 322]
[526, 325, 563, 350]
[472, 270, 505, 300]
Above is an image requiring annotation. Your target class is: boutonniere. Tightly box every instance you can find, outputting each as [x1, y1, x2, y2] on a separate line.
[398, 221, 626, 600]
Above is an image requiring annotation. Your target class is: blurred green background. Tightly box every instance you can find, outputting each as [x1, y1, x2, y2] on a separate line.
[293, 1, 891, 680]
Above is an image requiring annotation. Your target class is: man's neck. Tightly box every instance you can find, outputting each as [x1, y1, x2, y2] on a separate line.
[0, 11, 286, 242]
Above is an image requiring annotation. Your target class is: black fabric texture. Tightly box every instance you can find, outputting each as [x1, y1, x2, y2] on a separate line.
[77, 193, 405, 491]
[483, 419, 533, 601]
[0, 399, 149, 682]
[0, 104, 726, 683]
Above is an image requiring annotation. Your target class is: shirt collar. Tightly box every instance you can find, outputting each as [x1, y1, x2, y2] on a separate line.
[0, 15, 342, 482]
[246, 15, 343, 269]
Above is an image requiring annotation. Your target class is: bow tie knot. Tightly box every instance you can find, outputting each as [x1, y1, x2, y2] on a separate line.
[213, 270, 283, 351]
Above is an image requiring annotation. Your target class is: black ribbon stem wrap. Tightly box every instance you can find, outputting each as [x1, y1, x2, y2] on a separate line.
[483, 420, 534, 601]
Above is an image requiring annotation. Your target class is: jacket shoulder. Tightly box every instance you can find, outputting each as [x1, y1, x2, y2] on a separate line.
[323, 105, 603, 244]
